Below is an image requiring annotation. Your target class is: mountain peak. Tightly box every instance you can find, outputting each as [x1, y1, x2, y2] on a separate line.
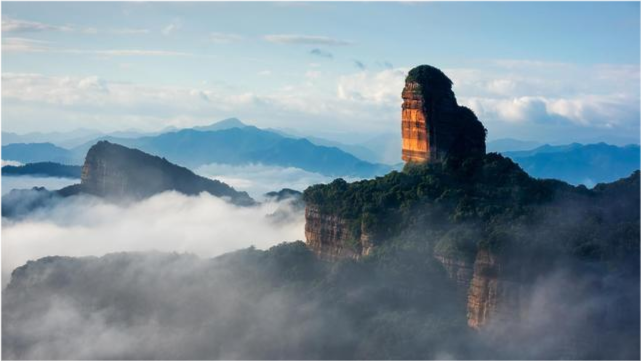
[401, 64, 486, 164]
[81, 141, 254, 205]
[193, 117, 247, 132]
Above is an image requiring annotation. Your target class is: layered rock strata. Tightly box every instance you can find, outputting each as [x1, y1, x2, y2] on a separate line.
[466, 249, 525, 329]
[304, 205, 373, 261]
[401, 65, 486, 164]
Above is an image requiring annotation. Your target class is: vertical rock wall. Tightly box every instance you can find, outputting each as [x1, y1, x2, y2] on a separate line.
[401, 81, 430, 163]
[304, 205, 373, 261]
[400, 65, 486, 164]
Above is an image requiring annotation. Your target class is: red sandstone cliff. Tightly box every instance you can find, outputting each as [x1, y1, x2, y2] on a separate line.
[401, 65, 485, 164]
[304, 205, 373, 261]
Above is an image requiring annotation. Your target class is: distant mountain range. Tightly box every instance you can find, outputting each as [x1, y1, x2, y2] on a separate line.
[2, 119, 391, 178]
[3, 119, 639, 185]
[487, 138, 542, 153]
[2, 143, 76, 164]
[504, 143, 640, 186]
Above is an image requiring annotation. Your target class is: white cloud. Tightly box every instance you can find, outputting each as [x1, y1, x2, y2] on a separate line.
[209, 32, 243, 44]
[68, 49, 193, 57]
[195, 163, 358, 200]
[2, 176, 77, 196]
[2, 37, 51, 52]
[337, 68, 407, 105]
[1, 191, 305, 286]
[1, 16, 142, 35]
[2, 60, 638, 140]
[264, 34, 353, 46]
[2, 16, 72, 33]
[162, 20, 182, 35]
[1, 160, 23, 167]
[2, 39, 193, 57]
[110, 28, 151, 35]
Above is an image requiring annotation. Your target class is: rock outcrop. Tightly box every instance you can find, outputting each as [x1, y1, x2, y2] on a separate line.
[80, 141, 255, 205]
[303, 64, 640, 337]
[304, 205, 373, 261]
[466, 249, 525, 329]
[401, 65, 486, 163]
[433, 253, 475, 292]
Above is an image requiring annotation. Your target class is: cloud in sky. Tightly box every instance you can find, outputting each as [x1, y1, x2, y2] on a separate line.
[2, 37, 51, 52]
[353, 60, 366, 70]
[264, 34, 353, 46]
[2, 60, 639, 143]
[1, 15, 72, 33]
[309, 48, 333, 59]
[2, 16, 149, 35]
[209, 32, 243, 44]
[2, 37, 192, 57]
[1, 191, 305, 286]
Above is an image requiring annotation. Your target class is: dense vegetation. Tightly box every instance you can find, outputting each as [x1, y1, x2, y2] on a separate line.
[304, 153, 640, 266]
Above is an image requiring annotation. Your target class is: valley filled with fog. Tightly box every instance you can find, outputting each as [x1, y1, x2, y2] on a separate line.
[1, 189, 305, 287]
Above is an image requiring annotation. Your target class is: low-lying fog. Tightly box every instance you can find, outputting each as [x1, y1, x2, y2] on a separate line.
[2, 175, 78, 195]
[1, 191, 305, 287]
[196, 163, 361, 200]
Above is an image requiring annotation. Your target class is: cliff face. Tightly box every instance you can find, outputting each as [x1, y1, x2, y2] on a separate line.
[81, 141, 255, 205]
[466, 249, 525, 329]
[434, 253, 475, 291]
[401, 65, 486, 164]
[304, 205, 373, 261]
[401, 81, 429, 162]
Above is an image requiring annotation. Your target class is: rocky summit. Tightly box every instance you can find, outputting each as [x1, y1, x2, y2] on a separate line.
[401, 65, 486, 163]
[79, 141, 254, 205]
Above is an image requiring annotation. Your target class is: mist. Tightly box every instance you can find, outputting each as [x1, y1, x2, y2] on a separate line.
[2, 175, 78, 195]
[195, 163, 361, 200]
[1, 191, 305, 287]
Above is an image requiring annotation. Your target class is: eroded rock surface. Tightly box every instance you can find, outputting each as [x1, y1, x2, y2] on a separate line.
[401, 65, 486, 163]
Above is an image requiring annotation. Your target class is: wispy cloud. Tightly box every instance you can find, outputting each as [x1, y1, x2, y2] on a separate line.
[110, 28, 151, 35]
[309, 48, 333, 59]
[264, 34, 353, 46]
[2, 38, 192, 57]
[69, 49, 193, 57]
[2, 16, 72, 33]
[162, 20, 182, 35]
[2, 16, 150, 36]
[2, 37, 51, 52]
[209, 32, 243, 44]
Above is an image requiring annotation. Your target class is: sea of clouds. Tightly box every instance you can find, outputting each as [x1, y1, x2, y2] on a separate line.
[1, 191, 305, 287]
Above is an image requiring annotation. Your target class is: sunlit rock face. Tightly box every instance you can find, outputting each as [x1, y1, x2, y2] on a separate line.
[401, 65, 486, 164]
[304, 205, 373, 261]
[401, 81, 430, 162]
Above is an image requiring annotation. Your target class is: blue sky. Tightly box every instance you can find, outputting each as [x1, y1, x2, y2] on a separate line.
[2, 1, 639, 144]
